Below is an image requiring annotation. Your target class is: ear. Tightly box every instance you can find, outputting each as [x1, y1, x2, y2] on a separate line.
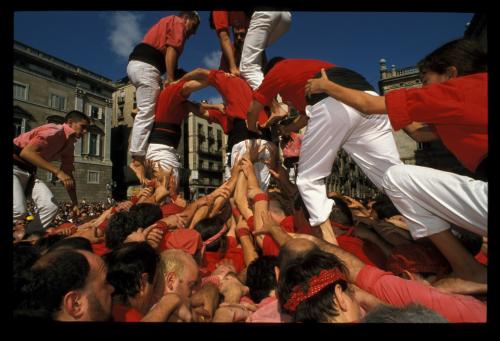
[333, 284, 348, 312]
[274, 266, 280, 281]
[62, 291, 85, 320]
[165, 271, 178, 292]
[446, 66, 458, 79]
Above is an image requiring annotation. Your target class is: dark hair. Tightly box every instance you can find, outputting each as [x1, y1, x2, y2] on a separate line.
[105, 211, 134, 249]
[179, 11, 200, 34]
[14, 249, 90, 320]
[47, 236, 93, 253]
[194, 217, 227, 252]
[293, 192, 310, 221]
[65, 110, 90, 123]
[246, 256, 278, 303]
[263, 57, 285, 76]
[103, 242, 159, 304]
[372, 199, 400, 220]
[34, 234, 65, 255]
[277, 248, 349, 322]
[329, 198, 353, 226]
[362, 304, 448, 323]
[208, 11, 215, 29]
[174, 68, 187, 80]
[128, 203, 163, 230]
[417, 38, 487, 77]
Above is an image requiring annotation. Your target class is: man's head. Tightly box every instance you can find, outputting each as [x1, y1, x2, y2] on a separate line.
[362, 304, 447, 323]
[246, 256, 278, 304]
[179, 11, 201, 38]
[233, 26, 247, 49]
[16, 249, 114, 321]
[417, 38, 486, 86]
[65, 110, 90, 139]
[329, 198, 354, 227]
[160, 249, 199, 304]
[104, 242, 162, 314]
[277, 247, 360, 323]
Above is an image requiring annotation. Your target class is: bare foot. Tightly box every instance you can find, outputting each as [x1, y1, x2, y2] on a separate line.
[129, 160, 146, 185]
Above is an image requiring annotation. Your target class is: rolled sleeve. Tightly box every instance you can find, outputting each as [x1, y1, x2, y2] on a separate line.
[253, 91, 270, 106]
[385, 89, 412, 131]
[165, 20, 186, 54]
[213, 11, 229, 33]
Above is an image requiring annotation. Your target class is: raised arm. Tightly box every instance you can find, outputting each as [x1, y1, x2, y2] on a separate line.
[165, 46, 179, 85]
[305, 68, 386, 115]
[246, 99, 265, 134]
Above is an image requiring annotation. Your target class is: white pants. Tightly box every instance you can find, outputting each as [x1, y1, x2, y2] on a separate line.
[127, 60, 162, 156]
[382, 164, 488, 239]
[145, 143, 180, 187]
[297, 94, 402, 226]
[240, 11, 292, 90]
[13, 166, 58, 229]
[231, 139, 274, 191]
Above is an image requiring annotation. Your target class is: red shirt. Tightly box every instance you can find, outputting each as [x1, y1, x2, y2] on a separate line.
[207, 109, 232, 134]
[155, 80, 189, 126]
[143, 15, 187, 55]
[14, 123, 77, 174]
[385, 73, 488, 172]
[112, 303, 143, 322]
[212, 11, 249, 32]
[355, 265, 486, 323]
[91, 242, 111, 257]
[253, 59, 335, 114]
[262, 216, 295, 257]
[207, 70, 268, 126]
[200, 236, 245, 276]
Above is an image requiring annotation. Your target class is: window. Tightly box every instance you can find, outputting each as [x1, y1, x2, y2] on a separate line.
[13, 117, 26, 137]
[88, 133, 100, 156]
[89, 105, 101, 119]
[47, 171, 55, 183]
[50, 94, 66, 111]
[14, 82, 28, 100]
[87, 170, 100, 184]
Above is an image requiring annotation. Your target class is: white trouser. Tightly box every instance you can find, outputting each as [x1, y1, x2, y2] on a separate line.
[13, 166, 58, 229]
[297, 94, 402, 226]
[231, 139, 274, 191]
[145, 143, 181, 187]
[127, 60, 162, 156]
[382, 164, 488, 239]
[223, 152, 232, 182]
[240, 11, 292, 90]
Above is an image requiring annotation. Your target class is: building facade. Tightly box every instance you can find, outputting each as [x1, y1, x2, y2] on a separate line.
[13, 41, 115, 203]
[111, 82, 227, 201]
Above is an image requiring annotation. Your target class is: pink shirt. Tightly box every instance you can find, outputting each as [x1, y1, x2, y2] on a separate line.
[246, 297, 292, 323]
[355, 265, 486, 323]
[14, 123, 76, 174]
[142, 15, 187, 56]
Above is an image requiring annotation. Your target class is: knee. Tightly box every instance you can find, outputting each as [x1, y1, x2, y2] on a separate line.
[382, 164, 409, 191]
[42, 199, 59, 216]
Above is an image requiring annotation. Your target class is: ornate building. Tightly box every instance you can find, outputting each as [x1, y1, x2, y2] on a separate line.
[13, 41, 115, 202]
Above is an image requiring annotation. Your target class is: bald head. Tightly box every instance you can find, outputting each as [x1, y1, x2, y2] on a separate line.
[278, 238, 318, 270]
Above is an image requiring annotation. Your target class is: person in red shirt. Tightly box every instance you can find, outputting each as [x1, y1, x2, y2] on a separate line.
[127, 12, 200, 185]
[14, 110, 90, 232]
[277, 237, 486, 323]
[175, 67, 275, 190]
[247, 58, 402, 244]
[305, 38, 487, 284]
[210, 11, 250, 76]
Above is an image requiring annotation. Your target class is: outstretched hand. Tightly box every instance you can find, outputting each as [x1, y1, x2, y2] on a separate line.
[305, 68, 329, 98]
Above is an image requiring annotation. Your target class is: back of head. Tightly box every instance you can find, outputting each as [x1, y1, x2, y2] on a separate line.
[103, 242, 159, 303]
[105, 211, 135, 249]
[128, 203, 163, 229]
[34, 234, 66, 255]
[362, 304, 448, 323]
[14, 249, 90, 320]
[329, 198, 353, 226]
[372, 198, 400, 220]
[160, 248, 195, 279]
[277, 238, 318, 271]
[417, 38, 487, 77]
[47, 236, 93, 253]
[246, 256, 278, 304]
[194, 216, 227, 252]
[277, 248, 349, 322]
[65, 110, 90, 124]
[264, 56, 285, 75]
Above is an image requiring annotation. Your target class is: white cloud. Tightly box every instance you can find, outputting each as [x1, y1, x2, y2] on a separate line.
[108, 12, 143, 59]
[207, 96, 223, 104]
[202, 50, 222, 69]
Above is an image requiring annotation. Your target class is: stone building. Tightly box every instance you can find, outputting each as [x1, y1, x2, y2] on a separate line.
[111, 81, 226, 200]
[13, 40, 115, 202]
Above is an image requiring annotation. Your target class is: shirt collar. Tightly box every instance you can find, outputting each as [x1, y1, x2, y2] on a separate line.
[62, 123, 76, 139]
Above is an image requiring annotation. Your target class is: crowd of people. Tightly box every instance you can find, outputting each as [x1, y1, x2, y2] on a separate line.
[12, 10, 487, 323]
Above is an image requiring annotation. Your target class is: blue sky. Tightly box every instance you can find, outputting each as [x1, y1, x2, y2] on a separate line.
[14, 11, 473, 103]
